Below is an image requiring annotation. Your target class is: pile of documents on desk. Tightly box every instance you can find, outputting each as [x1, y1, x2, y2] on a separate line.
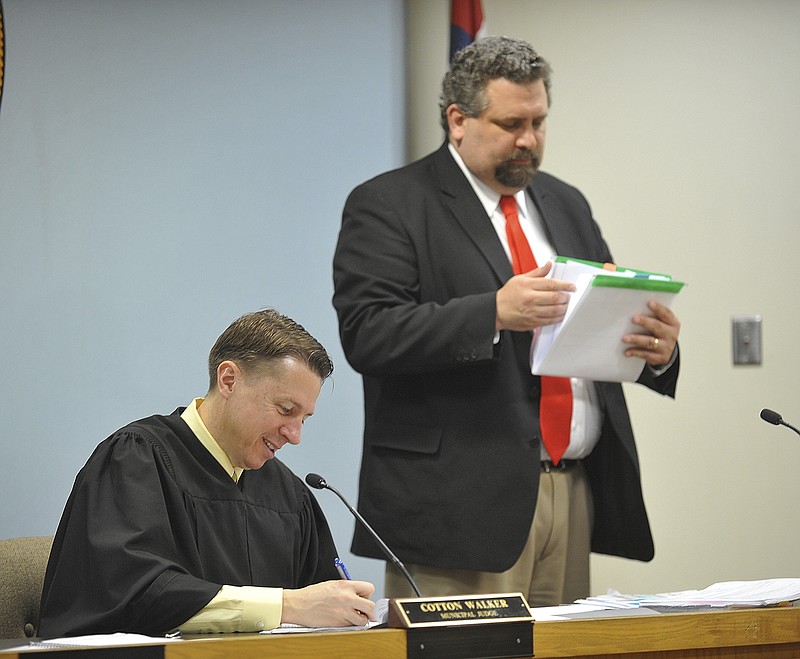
[575, 578, 800, 610]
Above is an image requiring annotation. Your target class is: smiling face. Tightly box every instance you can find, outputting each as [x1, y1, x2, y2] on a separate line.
[447, 77, 549, 195]
[204, 356, 323, 470]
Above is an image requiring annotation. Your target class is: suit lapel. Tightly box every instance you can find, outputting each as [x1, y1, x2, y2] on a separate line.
[432, 144, 512, 282]
[529, 178, 578, 258]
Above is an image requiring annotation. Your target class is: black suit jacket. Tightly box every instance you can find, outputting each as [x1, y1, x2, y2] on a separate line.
[332, 143, 678, 572]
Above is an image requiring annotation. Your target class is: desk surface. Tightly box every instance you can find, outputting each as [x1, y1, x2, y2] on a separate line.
[3, 606, 799, 658]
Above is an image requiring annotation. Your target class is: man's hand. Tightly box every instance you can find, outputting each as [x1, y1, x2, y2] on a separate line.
[281, 580, 377, 628]
[623, 299, 681, 366]
[496, 262, 576, 332]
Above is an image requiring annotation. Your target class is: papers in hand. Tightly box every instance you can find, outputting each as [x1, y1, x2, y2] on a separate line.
[530, 256, 685, 382]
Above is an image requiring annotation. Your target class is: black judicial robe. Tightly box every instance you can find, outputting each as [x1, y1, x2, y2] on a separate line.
[39, 410, 339, 637]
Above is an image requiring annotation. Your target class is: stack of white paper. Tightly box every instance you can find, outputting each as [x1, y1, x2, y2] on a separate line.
[576, 578, 800, 610]
[531, 256, 685, 382]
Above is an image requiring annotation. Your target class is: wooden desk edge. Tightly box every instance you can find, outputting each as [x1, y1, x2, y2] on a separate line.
[1, 607, 797, 659]
[532, 606, 800, 657]
[166, 627, 406, 659]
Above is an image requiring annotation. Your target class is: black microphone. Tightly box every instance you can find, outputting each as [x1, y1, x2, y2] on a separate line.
[759, 408, 800, 437]
[305, 472, 422, 597]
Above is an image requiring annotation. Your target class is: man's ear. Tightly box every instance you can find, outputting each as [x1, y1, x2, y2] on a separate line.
[446, 103, 467, 143]
[216, 360, 240, 398]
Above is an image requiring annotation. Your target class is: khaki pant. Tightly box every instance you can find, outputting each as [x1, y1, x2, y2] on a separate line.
[385, 462, 593, 606]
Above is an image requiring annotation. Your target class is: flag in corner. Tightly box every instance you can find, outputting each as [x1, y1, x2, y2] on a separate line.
[449, 0, 485, 63]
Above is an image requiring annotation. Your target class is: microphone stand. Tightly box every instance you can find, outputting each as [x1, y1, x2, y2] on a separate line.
[306, 474, 422, 597]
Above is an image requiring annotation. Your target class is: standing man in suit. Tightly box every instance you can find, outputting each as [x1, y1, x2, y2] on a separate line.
[332, 36, 680, 606]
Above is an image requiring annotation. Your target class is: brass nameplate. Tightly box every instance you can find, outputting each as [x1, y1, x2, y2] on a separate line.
[388, 592, 533, 628]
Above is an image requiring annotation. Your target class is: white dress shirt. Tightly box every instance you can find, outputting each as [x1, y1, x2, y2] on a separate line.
[448, 143, 603, 460]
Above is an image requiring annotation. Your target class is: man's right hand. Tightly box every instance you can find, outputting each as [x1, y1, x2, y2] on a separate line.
[495, 262, 575, 332]
[281, 580, 377, 628]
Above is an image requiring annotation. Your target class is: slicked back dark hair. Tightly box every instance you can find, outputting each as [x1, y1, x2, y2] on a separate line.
[207, 308, 333, 389]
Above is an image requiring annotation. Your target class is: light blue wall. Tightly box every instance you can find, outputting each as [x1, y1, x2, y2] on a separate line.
[0, 0, 405, 597]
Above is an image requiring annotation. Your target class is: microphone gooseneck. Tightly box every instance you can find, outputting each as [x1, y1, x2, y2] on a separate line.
[305, 472, 422, 597]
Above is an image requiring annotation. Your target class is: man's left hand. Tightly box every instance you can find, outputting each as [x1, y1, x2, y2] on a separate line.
[623, 299, 681, 367]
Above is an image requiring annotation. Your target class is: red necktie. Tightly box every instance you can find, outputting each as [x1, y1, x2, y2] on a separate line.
[500, 195, 572, 465]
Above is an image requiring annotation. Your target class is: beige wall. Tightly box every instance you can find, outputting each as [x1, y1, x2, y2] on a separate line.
[408, 0, 800, 597]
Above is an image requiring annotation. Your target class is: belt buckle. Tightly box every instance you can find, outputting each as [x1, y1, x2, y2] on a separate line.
[542, 460, 570, 473]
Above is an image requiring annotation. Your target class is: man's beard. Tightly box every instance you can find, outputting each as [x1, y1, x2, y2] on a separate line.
[495, 150, 540, 189]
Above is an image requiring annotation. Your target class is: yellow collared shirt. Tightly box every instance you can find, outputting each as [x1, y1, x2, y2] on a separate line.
[176, 399, 282, 633]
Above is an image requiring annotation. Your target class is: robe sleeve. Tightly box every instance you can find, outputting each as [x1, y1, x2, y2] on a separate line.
[40, 429, 222, 637]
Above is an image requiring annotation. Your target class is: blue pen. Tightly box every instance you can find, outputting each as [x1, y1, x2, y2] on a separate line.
[334, 557, 352, 580]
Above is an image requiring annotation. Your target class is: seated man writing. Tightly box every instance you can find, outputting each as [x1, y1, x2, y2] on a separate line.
[39, 308, 376, 637]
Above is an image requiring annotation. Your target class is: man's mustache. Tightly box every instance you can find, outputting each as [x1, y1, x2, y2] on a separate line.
[505, 151, 540, 168]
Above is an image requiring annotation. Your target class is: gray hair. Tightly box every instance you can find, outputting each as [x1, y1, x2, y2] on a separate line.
[207, 308, 333, 389]
[439, 36, 552, 133]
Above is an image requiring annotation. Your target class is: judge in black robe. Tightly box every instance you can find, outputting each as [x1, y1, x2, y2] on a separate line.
[39, 410, 340, 637]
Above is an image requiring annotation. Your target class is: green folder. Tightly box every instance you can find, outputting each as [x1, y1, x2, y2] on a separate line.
[531, 257, 685, 382]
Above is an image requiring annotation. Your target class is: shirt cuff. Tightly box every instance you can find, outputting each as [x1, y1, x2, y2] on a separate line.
[647, 346, 678, 377]
[178, 585, 283, 633]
